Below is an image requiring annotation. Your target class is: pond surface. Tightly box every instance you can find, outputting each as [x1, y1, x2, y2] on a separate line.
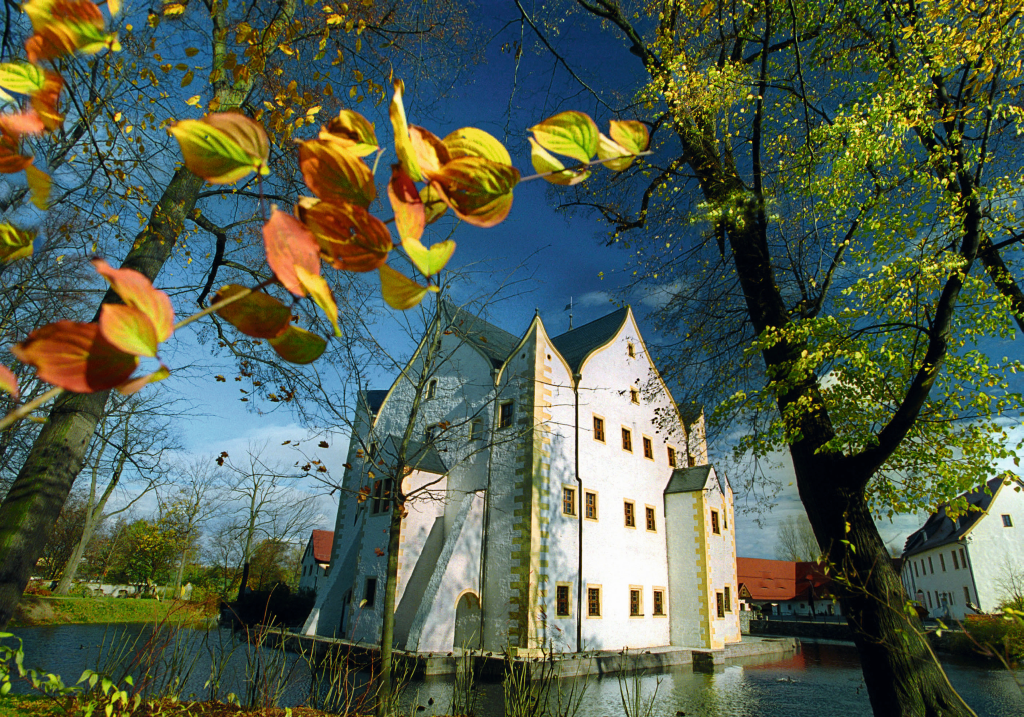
[5, 625, 1023, 716]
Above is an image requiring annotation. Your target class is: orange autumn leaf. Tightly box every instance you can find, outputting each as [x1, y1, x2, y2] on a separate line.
[263, 209, 320, 297]
[31, 71, 64, 131]
[0, 111, 45, 138]
[297, 198, 392, 272]
[213, 284, 291, 339]
[427, 157, 519, 228]
[92, 259, 175, 342]
[298, 137, 376, 208]
[99, 304, 159, 357]
[0, 365, 19, 399]
[24, 0, 116, 63]
[0, 130, 33, 174]
[11, 320, 138, 393]
[387, 165, 425, 243]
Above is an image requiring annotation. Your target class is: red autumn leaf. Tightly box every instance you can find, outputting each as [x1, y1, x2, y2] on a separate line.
[263, 209, 320, 297]
[0, 111, 45, 138]
[213, 284, 291, 339]
[11, 321, 138, 393]
[297, 198, 392, 272]
[99, 304, 159, 357]
[387, 165, 425, 244]
[92, 259, 175, 342]
[0, 130, 33, 174]
[0, 365, 19, 399]
[298, 137, 376, 208]
[31, 71, 64, 131]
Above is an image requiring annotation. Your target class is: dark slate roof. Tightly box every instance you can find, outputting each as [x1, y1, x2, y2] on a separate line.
[903, 476, 1015, 558]
[664, 465, 712, 494]
[378, 435, 448, 476]
[441, 301, 520, 369]
[361, 390, 389, 416]
[551, 307, 629, 374]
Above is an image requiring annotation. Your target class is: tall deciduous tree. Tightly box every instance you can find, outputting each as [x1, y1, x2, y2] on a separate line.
[0, 0, 473, 629]
[519, 1, 1023, 714]
[775, 514, 820, 563]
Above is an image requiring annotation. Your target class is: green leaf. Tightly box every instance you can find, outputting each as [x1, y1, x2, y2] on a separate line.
[379, 264, 439, 310]
[268, 325, 327, 364]
[529, 138, 590, 185]
[0, 223, 35, 262]
[443, 127, 512, 165]
[402, 236, 455, 278]
[529, 111, 598, 165]
[0, 62, 47, 95]
[608, 119, 649, 155]
[169, 113, 270, 184]
[389, 79, 422, 181]
[426, 157, 519, 227]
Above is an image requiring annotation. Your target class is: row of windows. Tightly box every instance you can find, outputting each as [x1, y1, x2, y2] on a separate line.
[912, 547, 968, 578]
[920, 587, 971, 609]
[301, 564, 327, 577]
[592, 416, 692, 468]
[560, 585, 667, 618]
[560, 486, 659, 530]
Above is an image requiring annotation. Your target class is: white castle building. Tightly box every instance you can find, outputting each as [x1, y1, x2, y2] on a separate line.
[302, 303, 741, 653]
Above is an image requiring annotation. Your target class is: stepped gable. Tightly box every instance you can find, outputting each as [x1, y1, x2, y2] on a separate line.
[902, 475, 1010, 557]
[550, 306, 630, 374]
[441, 300, 520, 369]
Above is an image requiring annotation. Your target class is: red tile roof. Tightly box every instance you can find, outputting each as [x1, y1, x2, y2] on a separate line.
[310, 530, 334, 564]
[736, 557, 831, 602]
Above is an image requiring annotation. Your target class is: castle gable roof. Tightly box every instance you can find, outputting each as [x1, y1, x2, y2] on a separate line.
[550, 307, 629, 374]
[664, 465, 713, 494]
[903, 475, 1016, 557]
[442, 301, 520, 368]
[378, 435, 449, 476]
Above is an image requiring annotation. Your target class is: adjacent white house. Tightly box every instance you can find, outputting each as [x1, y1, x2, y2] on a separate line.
[302, 303, 741, 653]
[298, 529, 334, 594]
[900, 474, 1024, 620]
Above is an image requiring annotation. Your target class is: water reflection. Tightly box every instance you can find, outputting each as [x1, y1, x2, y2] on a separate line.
[6, 626, 1024, 716]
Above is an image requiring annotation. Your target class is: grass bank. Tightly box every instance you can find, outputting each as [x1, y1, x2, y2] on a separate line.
[10, 596, 215, 628]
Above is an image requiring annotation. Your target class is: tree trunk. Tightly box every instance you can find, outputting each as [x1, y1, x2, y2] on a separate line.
[376, 497, 404, 717]
[54, 514, 98, 596]
[795, 449, 976, 717]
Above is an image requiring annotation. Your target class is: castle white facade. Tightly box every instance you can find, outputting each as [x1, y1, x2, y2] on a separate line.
[302, 304, 741, 653]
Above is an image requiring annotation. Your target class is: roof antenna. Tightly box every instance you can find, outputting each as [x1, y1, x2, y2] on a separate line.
[564, 297, 573, 330]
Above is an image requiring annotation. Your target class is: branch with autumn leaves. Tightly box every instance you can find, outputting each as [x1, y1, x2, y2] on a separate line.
[0, 0, 650, 429]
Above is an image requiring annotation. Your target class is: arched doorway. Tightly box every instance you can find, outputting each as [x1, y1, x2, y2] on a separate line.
[453, 591, 481, 650]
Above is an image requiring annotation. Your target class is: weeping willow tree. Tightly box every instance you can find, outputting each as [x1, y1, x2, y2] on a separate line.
[526, 1, 1024, 714]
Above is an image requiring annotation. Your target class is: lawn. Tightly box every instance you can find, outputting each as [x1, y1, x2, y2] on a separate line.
[11, 596, 214, 627]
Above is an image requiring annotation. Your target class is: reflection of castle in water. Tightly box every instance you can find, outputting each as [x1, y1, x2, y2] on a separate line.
[303, 303, 740, 653]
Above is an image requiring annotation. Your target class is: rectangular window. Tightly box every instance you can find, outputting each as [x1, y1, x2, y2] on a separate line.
[913, 562, 919, 578]
[1002, 514, 1014, 527]
[963, 586, 971, 603]
[587, 586, 602, 617]
[642, 436, 653, 460]
[940, 553, 946, 572]
[627, 342, 635, 358]
[952, 551, 959, 570]
[426, 379, 437, 399]
[621, 427, 632, 452]
[687, 453, 696, 467]
[928, 556, 934, 574]
[499, 401, 514, 428]
[667, 446, 677, 468]
[724, 586, 732, 612]
[593, 415, 605, 442]
[470, 418, 484, 441]
[629, 587, 643, 617]
[722, 510, 728, 530]
[927, 591, 933, 608]
[960, 548, 967, 568]
[624, 500, 636, 528]
[556, 585, 571, 617]
[363, 577, 377, 608]
[584, 491, 598, 521]
[653, 589, 665, 616]
[630, 388, 640, 404]
[716, 592, 725, 618]
[371, 479, 393, 514]
[562, 486, 577, 517]
[645, 505, 656, 532]
[711, 510, 720, 534]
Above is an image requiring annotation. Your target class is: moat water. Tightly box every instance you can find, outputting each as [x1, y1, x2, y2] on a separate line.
[5, 624, 1023, 715]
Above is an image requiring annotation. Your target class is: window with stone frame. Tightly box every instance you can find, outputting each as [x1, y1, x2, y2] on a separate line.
[630, 387, 640, 404]
[667, 446, 677, 467]
[716, 591, 725, 618]
[624, 500, 636, 528]
[585, 491, 598, 520]
[629, 587, 643, 617]
[645, 505, 656, 532]
[470, 418, 484, 441]
[724, 586, 732, 612]
[621, 427, 632, 452]
[426, 378, 437, 399]
[562, 486, 577, 517]
[499, 401, 514, 428]
[711, 510, 720, 534]
[587, 586, 602, 617]
[653, 589, 665, 616]
[593, 415, 605, 442]
[556, 584, 571, 617]
[642, 436, 653, 459]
